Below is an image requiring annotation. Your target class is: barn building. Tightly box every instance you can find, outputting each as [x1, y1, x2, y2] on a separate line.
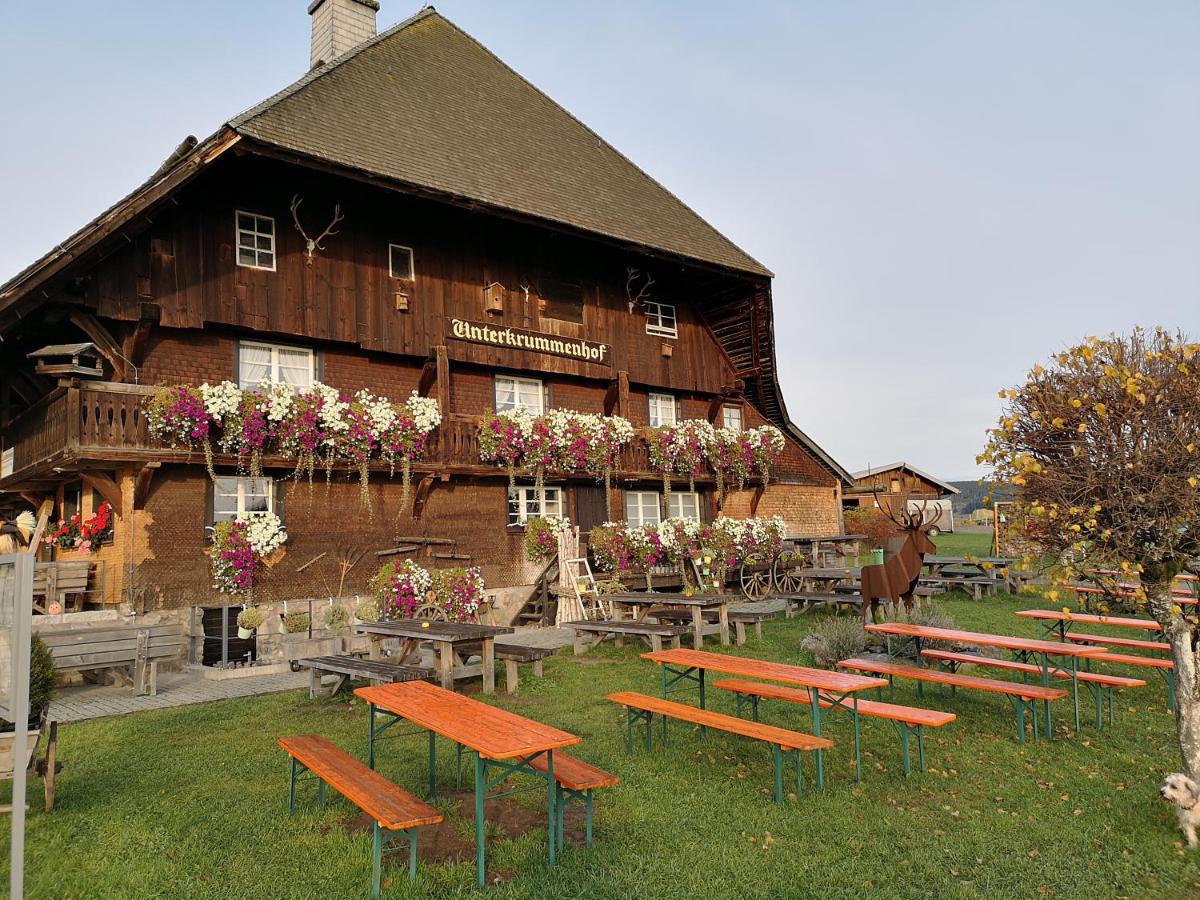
[843, 461, 960, 520]
[0, 5, 850, 621]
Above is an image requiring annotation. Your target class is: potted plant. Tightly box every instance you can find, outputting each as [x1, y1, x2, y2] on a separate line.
[236, 606, 265, 639]
[354, 599, 380, 624]
[322, 603, 352, 635]
[282, 611, 310, 634]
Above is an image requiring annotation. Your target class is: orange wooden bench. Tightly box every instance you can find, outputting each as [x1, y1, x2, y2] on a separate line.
[921, 649, 1145, 730]
[522, 752, 618, 849]
[605, 690, 832, 801]
[838, 657, 1067, 743]
[1063, 632, 1169, 652]
[712, 678, 954, 774]
[279, 735, 443, 897]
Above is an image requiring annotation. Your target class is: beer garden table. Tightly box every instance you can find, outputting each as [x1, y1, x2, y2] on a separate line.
[640, 648, 887, 786]
[604, 592, 731, 648]
[355, 619, 514, 693]
[356, 680, 580, 888]
[864, 621, 1109, 733]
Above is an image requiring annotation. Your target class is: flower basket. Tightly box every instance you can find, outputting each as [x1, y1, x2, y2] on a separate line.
[262, 545, 287, 568]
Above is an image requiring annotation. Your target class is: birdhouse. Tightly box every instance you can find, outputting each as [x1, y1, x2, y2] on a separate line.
[27, 342, 104, 378]
[485, 281, 505, 313]
[660, 342, 674, 358]
[394, 290, 410, 311]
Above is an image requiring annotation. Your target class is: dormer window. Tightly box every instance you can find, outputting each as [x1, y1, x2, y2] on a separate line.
[235, 211, 276, 270]
[389, 244, 415, 280]
[644, 301, 677, 338]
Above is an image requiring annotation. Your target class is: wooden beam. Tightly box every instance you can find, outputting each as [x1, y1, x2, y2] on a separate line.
[132, 462, 160, 511]
[603, 380, 619, 416]
[706, 395, 724, 424]
[79, 471, 122, 517]
[69, 312, 126, 382]
[617, 371, 630, 418]
[411, 474, 436, 519]
[123, 318, 155, 371]
[749, 483, 765, 517]
[18, 491, 47, 511]
[434, 345, 450, 417]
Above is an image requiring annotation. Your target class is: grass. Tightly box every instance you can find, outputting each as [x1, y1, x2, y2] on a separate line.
[4, 572, 1198, 897]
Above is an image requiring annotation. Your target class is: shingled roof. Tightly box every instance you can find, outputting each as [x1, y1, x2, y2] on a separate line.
[229, 8, 770, 277]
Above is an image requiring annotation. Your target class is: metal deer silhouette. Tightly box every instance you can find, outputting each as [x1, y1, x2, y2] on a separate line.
[859, 496, 940, 623]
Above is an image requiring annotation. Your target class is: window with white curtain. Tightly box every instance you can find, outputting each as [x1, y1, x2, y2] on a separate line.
[722, 405, 743, 432]
[507, 486, 564, 525]
[668, 491, 701, 522]
[494, 375, 545, 415]
[212, 476, 275, 524]
[238, 341, 315, 389]
[624, 491, 662, 527]
[648, 392, 677, 427]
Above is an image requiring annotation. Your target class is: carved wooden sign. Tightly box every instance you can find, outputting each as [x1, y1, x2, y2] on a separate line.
[447, 318, 611, 365]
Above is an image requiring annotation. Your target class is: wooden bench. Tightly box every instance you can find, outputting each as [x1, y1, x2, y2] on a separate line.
[919, 575, 997, 600]
[605, 691, 832, 802]
[522, 752, 618, 849]
[921, 649, 1145, 730]
[712, 678, 955, 774]
[648, 607, 775, 644]
[454, 641, 555, 693]
[566, 620, 688, 655]
[838, 657, 1068, 743]
[39, 623, 185, 696]
[279, 735, 442, 897]
[33, 560, 103, 613]
[298, 655, 432, 699]
[780, 592, 861, 617]
[1063, 632, 1170, 652]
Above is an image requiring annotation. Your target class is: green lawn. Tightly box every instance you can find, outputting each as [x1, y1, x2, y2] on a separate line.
[4, 587, 1197, 898]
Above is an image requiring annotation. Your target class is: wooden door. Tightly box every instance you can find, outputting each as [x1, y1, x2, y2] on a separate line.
[573, 485, 609, 535]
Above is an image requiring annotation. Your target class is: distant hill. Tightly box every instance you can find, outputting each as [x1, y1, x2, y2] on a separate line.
[948, 480, 1012, 516]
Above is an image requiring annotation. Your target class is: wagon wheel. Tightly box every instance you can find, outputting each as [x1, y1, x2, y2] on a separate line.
[739, 557, 773, 599]
[772, 548, 806, 593]
[415, 603, 448, 622]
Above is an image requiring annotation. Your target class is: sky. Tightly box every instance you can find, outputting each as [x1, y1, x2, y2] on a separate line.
[2, 1, 1197, 479]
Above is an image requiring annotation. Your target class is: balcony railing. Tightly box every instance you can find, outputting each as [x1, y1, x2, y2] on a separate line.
[1, 382, 696, 485]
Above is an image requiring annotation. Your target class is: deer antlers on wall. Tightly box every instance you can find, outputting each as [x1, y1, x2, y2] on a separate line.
[290, 194, 344, 265]
[625, 267, 655, 312]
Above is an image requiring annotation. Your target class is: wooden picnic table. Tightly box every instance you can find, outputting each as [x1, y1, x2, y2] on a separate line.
[641, 648, 887, 786]
[1015, 608, 1162, 641]
[794, 567, 862, 592]
[355, 620, 514, 693]
[356, 680, 580, 888]
[865, 621, 1108, 734]
[786, 534, 867, 567]
[604, 592, 731, 648]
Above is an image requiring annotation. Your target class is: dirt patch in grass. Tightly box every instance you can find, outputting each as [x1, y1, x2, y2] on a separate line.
[344, 790, 586, 868]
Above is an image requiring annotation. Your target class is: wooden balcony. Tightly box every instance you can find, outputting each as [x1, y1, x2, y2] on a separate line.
[0, 382, 696, 488]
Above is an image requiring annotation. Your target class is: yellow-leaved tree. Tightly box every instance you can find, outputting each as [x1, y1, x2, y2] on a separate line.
[982, 328, 1200, 774]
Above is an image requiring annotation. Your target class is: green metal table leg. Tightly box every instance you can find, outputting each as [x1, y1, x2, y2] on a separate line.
[428, 730, 437, 800]
[288, 758, 297, 814]
[807, 687, 825, 789]
[644, 711, 653, 750]
[625, 708, 634, 754]
[372, 822, 383, 900]
[852, 696, 863, 784]
[367, 703, 376, 769]
[409, 828, 419, 879]
[795, 750, 804, 798]
[546, 750, 557, 868]
[1015, 698, 1026, 745]
[475, 752, 486, 889]
[899, 724, 912, 775]
[1108, 687, 1114, 727]
[585, 790, 594, 847]
[556, 784, 565, 852]
[772, 744, 783, 804]
[1068, 655, 1080, 733]
[917, 726, 926, 771]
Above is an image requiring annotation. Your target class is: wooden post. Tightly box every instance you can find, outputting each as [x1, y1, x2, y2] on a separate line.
[437, 643, 454, 690]
[481, 639, 496, 694]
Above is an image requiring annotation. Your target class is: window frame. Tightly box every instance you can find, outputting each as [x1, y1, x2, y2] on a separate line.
[644, 300, 678, 338]
[668, 491, 701, 522]
[647, 392, 677, 428]
[211, 475, 276, 525]
[494, 375, 546, 416]
[624, 490, 662, 527]
[389, 244, 415, 281]
[722, 404, 743, 432]
[507, 485, 565, 527]
[237, 340, 316, 390]
[234, 210, 277, 271]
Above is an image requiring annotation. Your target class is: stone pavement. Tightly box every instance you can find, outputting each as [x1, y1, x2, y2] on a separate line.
[49, 668, 309, 724]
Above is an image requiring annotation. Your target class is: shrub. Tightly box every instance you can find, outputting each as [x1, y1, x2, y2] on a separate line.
[889, 602, 959, 654]
[29, 635, 56, 722]
[236, 606, 265, 631]
[282, 611, 310, 634]
[843, 507, 894, 551]
[800, 617, 867, 669]
[355, 599, 380, 623]
[322, 604, 352, 634]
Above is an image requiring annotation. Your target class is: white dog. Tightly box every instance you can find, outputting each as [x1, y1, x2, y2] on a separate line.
[1160, 773, 1200, 848]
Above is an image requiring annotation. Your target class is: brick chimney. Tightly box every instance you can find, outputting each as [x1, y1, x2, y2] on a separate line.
[308, 0, 380, 69]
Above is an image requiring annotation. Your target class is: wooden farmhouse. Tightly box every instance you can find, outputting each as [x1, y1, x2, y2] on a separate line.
[844, 462, 960, 517]
[0, 4, 850, 623]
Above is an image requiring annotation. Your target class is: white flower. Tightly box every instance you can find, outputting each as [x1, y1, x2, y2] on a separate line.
[237, 512, 287, 556]
[260, 380, 296, 423]
[199, 381, 243, 423]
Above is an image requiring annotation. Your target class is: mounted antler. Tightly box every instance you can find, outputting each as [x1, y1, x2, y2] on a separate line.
[290, 194, 344, 265]
[625, 267, 655, 312]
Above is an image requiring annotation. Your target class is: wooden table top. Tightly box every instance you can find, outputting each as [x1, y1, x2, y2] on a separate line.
[864, 622, 1109, 657]
[788, 534, 867, 544]
[641, 648, 888, 693]
[924, 556, 1015, 566]
[795, 567, 862, 578]
[1015, 609, 1161, 631]
[355, 620, 515, 643]
[606, 592, 730, 607]
[355, 680, 579, 760]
